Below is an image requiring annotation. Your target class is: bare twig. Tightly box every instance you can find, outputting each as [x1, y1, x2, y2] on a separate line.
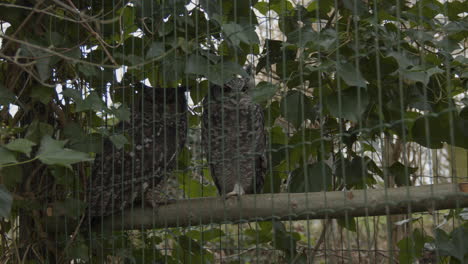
[1, 0, 45, 53]
[310, 218, 332, 261]
[58, 213, 86, 263]
[1, 34, 180, 70]
[64, 0, 118, 65]
[376, 249, 399, 263]
[49, 101, 67, 128]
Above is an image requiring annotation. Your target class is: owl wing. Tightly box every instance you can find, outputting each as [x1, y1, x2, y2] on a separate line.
[201, 90, 224, 194]
[88, 118, 163, 218]
[252, 102, 266, 194]
[88, 88, 187, 219]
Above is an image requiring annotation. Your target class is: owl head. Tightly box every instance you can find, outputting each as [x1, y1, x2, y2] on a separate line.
[136, 85, 187, 116]
[223, 64, 255, 93]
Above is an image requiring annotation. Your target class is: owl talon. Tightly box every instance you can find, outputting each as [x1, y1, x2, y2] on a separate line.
[145, 188, 176, 209]
[145, 197, 176, 210]
[225, 183, 245, 199]
[225, 191, 240, 199]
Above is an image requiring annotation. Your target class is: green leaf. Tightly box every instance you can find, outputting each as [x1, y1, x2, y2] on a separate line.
[37, 136, 93, 169]
[110, 104, 131, 122]
[186, 55, 247, 86]
[280, 90, 316, 128]
[264, 101, 281, 127]
[436, 37, 460, 53]
[388, 162, 418, 186]
[200, 228, 225, 242]
[307, 0, 318, 11]
[450, 226, 468, 261]
[30, 85, 54, 104]
[249, 81, 279, 103]
[387, 51, 417, 69]
[0, 185, 12, 218]
[159, 54, 185, 86]
[336, 156, 375, 188]
[317, 29, 338, 51]
[263, 170, 283, 193]
[50, 166, 75, 186]
[257, 39, 297, 73]
[272, 221, 298, 257]
[177, 147, 192, 170]
[342, 0, 367, 15]
[109, 134, 128, 149]
[397, 229, 431, 264]
[177, 171, 217, 198]
[287, 128, 330, 168]
[411, 112, 455, 149]
[77, 64, 100, 78]
[5, 138, 36, 157]
[198, 0, 222, 19]
[361, 143, 376, 153]
[0, 147, 17, 165]
[337, 63, 367, 88]
[400, 69, 428, 85]
[75, 92, 105, 112]
[267, 0, 294, 15]
[460, 107, 468, 120]
[245, 225, 273, 244]
[177, 235, 203, 254]
[35, 53, 51, 82]
[188, 112, 200, 128]
[288, 162, 332, 193]
[326, 87, 369, 122]
[434, 226, 468, 262]
[189, 80, 209, 105]
[25, 120, 54, 144]
[146, 42, 165, 59]
[62, 89, 106, 113]
[254, 2, 269, 14]
[222, 22, 260, 46]
[1, 165, 22, 189]
[364, 156, 383, 177]
[0, 84, 16, 105]
[185, 55, 210, 76]
[63, 123, 104, 153]
[187, 228, 225, 242]
[62, 88, 82, 101]
[287, 28, 317, 47]
[270, 126, 288, 145]
[337, 217, 357, 232]
[399, 66, 444, 86]
[66, 241, 89, 262]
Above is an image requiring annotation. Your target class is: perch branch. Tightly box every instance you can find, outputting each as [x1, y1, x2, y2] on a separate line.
[100, 183, 468, 231]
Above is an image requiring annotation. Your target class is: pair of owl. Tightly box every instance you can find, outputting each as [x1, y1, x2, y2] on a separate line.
[88, 76, 266, 218]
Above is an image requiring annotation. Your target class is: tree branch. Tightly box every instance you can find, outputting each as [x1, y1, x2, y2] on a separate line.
[100, 183, 468, 231]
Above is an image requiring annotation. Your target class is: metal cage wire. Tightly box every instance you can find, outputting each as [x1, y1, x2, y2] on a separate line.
[0, 0, 466, 263]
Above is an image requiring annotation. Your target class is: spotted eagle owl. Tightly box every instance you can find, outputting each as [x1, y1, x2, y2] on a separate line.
[89, 85, 187, 219]
[202, 76, 266, 197]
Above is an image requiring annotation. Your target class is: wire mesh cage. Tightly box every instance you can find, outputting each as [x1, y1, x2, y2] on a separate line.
[0, 0, 467, 263]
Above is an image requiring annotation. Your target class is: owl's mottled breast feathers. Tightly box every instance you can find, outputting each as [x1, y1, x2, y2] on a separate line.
[202, 76, 266, 196]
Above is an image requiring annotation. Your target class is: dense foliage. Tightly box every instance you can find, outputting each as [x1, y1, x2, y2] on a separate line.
[0, 0, 467, 262]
